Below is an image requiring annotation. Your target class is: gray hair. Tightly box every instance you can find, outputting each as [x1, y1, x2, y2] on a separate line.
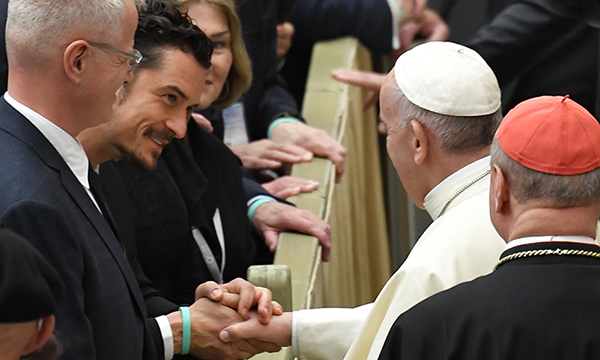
[390, 84, 502, 154]
[6, 0, 140, 67]
[490, 139, 600, 207]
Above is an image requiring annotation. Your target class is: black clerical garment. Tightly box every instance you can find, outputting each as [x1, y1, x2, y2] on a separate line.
[379, 241, 600, 360]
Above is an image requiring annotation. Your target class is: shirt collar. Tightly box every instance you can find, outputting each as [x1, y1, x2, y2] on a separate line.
[424, 156, 490, 203]
[505, 235, 598, 251]
[4, 92, 91, 190]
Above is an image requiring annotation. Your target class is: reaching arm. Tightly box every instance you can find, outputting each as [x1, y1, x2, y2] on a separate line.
[467, 0, 585, 87]
[251, 201, 332, 261]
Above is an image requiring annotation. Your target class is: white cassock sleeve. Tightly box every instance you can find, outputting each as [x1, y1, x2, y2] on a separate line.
[292, 303, 374, 360]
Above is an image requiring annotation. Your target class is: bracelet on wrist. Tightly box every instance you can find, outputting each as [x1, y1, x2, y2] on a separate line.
[178, 306, 191, 355]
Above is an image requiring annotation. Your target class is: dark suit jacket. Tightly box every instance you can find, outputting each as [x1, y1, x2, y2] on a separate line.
[280, 0, 394, 105]
[0, 0, 7, 94]
[289, 0, 394, 54]
[464, 0, 599, 116]
[238, 0, 303, 141]
[0, 98, 158, 360]
[379, 241, 600, 360]
[98, 162, 180, 317]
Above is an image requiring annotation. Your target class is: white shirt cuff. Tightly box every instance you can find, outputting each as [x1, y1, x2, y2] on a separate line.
[155, 315, 174, 360]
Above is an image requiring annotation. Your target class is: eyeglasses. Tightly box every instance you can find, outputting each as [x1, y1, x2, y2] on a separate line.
[87, 41, 143, 73]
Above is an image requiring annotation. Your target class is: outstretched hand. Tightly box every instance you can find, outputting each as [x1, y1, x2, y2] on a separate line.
[270, 122, 346, 183]
[331, 8, 448, 113]
[331, 69, 386, 111]
[262, 176, 319, 199]
[396, 0, 428, 23]
[252, 201, 332, 261]
[220, 311, 293, 349]
[168, 297, 282, 359]
[396, 8, 450, 56]
[230, 139, 313, 171]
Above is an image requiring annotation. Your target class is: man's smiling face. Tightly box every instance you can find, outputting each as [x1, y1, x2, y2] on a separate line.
[109, 47, 207, 170]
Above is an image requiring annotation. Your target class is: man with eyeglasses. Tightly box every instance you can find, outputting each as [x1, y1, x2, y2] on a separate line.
[0, 0, 276, 359]
[87, 40, 143, 74]
[0, 0, 148, 359]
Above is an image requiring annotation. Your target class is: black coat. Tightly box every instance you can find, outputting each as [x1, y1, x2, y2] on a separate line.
[0, 98, 157, 360]
[238, 0, 303, 141]
[464, 0, 599, 116]
[379, 241, 600, 360]
[288, 0, 394, 54]
[0, 0, 7, 94]
[100, 121, 268, 306]
[280, 0, 394, 105]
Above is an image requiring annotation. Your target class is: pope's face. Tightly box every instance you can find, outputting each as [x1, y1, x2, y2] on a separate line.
[109, 48, 207, 170]
[380, 70, 426, 208]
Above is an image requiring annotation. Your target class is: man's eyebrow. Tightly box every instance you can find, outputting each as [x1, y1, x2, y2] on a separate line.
[161, 85, 189, 100]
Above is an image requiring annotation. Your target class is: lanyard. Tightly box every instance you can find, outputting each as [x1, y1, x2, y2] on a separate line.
[191, 209, 226, 284]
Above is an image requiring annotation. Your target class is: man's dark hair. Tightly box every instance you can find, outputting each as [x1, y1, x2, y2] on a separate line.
[135, 0, 212, 71]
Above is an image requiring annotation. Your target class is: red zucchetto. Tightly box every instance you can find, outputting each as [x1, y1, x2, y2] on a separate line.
[497, 95, 600, 175]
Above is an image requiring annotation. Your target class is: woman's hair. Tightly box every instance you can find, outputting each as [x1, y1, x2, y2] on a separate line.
[179, 0, 252, 108]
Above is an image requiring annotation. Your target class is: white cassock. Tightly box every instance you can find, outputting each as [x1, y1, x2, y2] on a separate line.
[292, 157, 507, 360]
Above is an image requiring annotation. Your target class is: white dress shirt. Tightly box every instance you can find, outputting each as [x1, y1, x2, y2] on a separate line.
[4, 92, 100, 212]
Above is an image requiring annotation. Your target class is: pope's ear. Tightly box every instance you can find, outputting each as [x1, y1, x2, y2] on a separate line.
[63, 40, 91, 84]
[409, 119, 428, 165]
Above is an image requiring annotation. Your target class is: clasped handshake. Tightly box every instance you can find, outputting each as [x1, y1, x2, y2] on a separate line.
[175, 278, 292, 360]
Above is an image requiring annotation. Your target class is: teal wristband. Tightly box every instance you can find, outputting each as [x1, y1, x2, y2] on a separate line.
[247, 198, 275, 220]
[179, 306, 191, 355]
[267, 117, 303, 138]
[386, 0, 403, 26]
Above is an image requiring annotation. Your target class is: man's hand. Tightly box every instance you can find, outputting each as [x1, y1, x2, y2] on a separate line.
[331, 8, 448, 112]
[396, 8, 450, 56]
[191, 113, 214, 133]
[220, 312, 293, 349]
[269, 122, 346, 183]
[230, 139, 313, 171]
[395, 0, 427, 24]
[331, 69, 386, 111]
[195, 278, 282, 324]
[167, 297, 282, 359]
[252, 202, 332, 261]
[276, 22, 295, 61]
[262, 176, 319, 199]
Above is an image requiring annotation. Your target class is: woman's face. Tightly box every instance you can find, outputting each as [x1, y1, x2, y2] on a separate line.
[186, 2, 234, 109]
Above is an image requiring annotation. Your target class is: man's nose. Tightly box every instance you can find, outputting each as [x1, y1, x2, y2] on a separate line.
[166, 114, 188, 139]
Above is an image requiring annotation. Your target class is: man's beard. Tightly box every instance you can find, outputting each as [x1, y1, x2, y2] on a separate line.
[115, 143, 158, 172]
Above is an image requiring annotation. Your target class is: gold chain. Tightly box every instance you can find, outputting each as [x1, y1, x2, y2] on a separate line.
[494, 248, 600, 271]
[439, 169, 490, 216]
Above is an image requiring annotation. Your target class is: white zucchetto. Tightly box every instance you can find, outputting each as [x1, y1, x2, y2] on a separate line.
[394, 41, 501, 117]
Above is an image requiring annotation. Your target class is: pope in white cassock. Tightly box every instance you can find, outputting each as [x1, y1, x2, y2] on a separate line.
[218, 41, 508, 360]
